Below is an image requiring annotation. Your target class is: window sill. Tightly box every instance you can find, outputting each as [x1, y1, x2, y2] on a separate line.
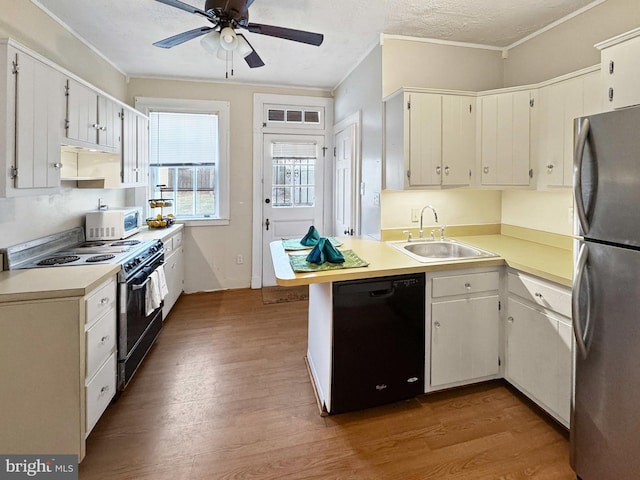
[178, 218, 230, 227]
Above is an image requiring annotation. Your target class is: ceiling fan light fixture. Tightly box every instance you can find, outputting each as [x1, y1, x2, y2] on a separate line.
[200, 31, 220, 54]
[219, 27, 238, 51]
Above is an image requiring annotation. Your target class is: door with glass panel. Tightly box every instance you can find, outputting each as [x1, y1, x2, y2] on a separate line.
[262, 134, 325, 286]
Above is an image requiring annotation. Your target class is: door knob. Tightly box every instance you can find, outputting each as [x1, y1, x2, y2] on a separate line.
[265, 198, 271, 204]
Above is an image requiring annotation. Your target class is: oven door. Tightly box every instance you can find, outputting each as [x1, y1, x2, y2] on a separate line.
[118, 257, 164, 390]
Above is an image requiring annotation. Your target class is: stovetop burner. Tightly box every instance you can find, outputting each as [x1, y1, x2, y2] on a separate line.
[79, 241, 108, 248]
[111, 240, 141, 246]
[37, 255, 81, 266]
[86, 254, 116, 263]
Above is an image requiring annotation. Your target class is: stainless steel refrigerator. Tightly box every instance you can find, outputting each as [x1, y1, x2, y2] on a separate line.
[572, 105, 640, 480]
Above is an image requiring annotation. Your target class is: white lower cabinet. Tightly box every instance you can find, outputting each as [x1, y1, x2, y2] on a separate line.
[162, 229, 184, 318]
[83, 277, 117, 436]
[427, 269, 501, 390]
[506, 271, 572, 427]
[0, 274, 117, 461]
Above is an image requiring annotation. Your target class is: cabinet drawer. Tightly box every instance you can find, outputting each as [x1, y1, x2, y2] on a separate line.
[163, 236, 174, 255]
[85, 278, 116, 324]
[432, 271, 499, 298]
[85, 352, 116, 435]
[508, 272, 571, 317]
[86, 307, 116, 380]
[173, 231, 183, 249]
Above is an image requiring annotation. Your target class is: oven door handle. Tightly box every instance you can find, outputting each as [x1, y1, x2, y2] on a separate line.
[131, 264, 164, 291]
[132, 277, 151, 291]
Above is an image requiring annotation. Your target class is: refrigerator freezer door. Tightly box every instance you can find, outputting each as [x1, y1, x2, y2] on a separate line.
[574, 106, 640, 247]
[571, 240, 640, 480]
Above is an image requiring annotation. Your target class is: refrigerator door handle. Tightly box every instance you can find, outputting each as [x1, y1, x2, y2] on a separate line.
[574, 117, 591, 235]
[572, 242, 591, 359]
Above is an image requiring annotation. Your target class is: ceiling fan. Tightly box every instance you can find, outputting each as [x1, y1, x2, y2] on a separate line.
[153, 0, 324, 70]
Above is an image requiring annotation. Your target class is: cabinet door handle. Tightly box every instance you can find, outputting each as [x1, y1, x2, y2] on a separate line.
[435, 166, 441, 175]
[434, 321, 441, 328]
[444, 166, 450, 175]
[464, 282, 471, 290]
[483, 166, 490, 174]
[100, 335, 109, 344]
[52, 163, 63, 169]
[534, 292, 544, 299]
[507, 316, 514, 323]
[98, 385, 110, 398]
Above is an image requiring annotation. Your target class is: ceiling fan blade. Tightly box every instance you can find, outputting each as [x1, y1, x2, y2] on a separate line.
[245, 23, 323, 46]
[155, 0, 212, 19]
[237, 34, 265, 68]
[153, 26, 213, 48]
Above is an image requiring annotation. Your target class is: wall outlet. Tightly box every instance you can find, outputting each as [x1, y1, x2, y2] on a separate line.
[411, 208, 420, 222]
[373, 192, 380, 206]
[236, 254, 244, 265]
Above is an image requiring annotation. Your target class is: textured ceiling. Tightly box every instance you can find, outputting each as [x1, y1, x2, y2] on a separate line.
[32, 0, 597, 89]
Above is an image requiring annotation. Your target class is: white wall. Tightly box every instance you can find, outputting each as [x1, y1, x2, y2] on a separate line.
[501, 190, 573, 235]
[382, 37, 504, 97]
[126, 78, 331, 291]
[381, 190, 502, 230]
[333, 46, 383, 239]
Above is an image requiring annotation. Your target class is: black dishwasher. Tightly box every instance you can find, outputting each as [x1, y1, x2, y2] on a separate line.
[331, 273, 425, 413]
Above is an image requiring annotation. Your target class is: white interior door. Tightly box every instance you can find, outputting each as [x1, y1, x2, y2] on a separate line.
[334, 124, 355, 236]
[262, 134, 325, 287]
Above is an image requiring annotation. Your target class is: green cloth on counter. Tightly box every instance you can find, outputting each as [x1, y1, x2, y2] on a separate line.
[305, 237, 345, 264]
[282, 237, 343, 250]
[300, 225, 321, 246]
[288, 249, 369, 272]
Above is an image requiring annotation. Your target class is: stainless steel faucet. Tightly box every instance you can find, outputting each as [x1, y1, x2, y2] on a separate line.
[419, 205, 438, 239]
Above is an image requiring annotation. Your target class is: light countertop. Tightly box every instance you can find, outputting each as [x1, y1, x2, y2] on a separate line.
[0, 264, 121, 303]
[271, 234, 573, 287]
[134, 224, 184, 242]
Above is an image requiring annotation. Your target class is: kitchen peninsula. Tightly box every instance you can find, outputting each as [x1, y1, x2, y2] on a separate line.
[271, 227, 573, 426]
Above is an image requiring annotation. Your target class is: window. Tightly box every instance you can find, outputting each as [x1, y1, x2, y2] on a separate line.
[136, 98, 230, 223]
[271, 142, 317, 207]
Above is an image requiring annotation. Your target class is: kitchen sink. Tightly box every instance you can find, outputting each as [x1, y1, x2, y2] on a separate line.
[387, 239, 498, 263]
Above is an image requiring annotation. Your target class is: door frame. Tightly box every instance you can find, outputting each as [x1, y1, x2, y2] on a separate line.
[333, 111, 362, 237]
[251, 93, 334, 289]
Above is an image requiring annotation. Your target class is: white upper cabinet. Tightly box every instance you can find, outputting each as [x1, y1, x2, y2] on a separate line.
[408, 93, 442, 187]
[597, 27, 640, 111]
[65, 78, 121, 153]
[441, 95, 475, 186]
[479, 89, 532, 186]
[535, 69, 602, 188]
[384, 89, 475, 189]
[0, 40, 65, 197]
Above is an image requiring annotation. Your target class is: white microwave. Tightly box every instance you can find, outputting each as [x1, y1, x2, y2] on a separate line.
[85, 207, 142, 240]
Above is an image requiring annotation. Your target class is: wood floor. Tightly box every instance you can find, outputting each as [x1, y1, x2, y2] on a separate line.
[80, 289, 575, 480]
